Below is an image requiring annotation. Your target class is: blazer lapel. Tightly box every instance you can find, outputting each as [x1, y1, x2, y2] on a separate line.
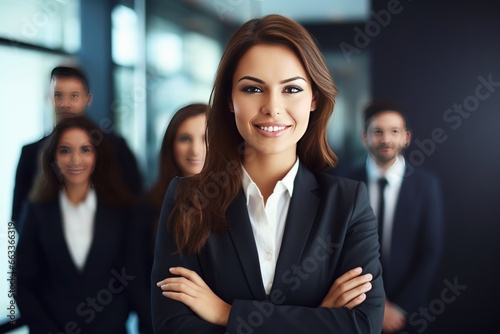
[227, 191, 267, 300]
[272, 164, 320, 295]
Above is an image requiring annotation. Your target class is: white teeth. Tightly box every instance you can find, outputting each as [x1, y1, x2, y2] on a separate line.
[259, 126, 286, 132]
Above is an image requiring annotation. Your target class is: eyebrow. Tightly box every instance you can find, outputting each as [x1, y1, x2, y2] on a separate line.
[237, 76, 307, 84]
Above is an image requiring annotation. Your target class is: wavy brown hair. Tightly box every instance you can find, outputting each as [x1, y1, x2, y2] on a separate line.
[169, 14, 338, 254]
[146, 103, 208, 210]
[30, 116, 134, 207]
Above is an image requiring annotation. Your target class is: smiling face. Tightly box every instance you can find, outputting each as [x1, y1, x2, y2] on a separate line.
[363, 111, 410, 168]
[173, 114, 207, 176]
[51, 76, 92, 123]
[231, 44, 317, 164]
[56, 128, 96, 188]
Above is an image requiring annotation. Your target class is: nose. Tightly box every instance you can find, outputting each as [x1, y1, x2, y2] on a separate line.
[189, 139, 204, 156]
[381, 134, 391, 145]
[69, 152, 81, 164]
[261, 91, 282, 117]
[60, 97, 70, 109]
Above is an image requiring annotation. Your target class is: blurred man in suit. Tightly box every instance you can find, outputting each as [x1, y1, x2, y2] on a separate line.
[12, 66, 143, 223]
[347, 101, 445, 333]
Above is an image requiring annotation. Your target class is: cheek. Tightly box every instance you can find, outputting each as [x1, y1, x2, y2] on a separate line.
[174, 143, 187, 161]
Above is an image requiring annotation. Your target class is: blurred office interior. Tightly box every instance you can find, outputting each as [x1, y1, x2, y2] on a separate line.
[1, 0, 499, 333]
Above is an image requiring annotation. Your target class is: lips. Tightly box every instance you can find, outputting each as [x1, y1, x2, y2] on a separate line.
[66, 168, 85, 174]
[254, 122, 291, 137]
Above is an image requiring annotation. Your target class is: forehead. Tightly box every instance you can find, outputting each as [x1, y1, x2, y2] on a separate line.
[233, 44, 308, 80]
[177, 114, 206, 134]
[51, 76, 86, 92]
[368, 111, 406, 129]
[58, 128, 91, 143]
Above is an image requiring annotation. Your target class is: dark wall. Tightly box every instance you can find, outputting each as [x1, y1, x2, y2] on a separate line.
[310, 1, 500, 332]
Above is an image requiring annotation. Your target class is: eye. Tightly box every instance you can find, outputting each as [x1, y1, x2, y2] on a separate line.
[81, 146, 94, 153]
[54, 93, 61, 98]
[241, 86, 262, 93]
[179, 135, 191, 143]
[374, 130, 382, 135]
[58, 147, 70, 154]
[71, 94, 79, 98]
[283, 86, 303, 94]
[392, 130, 400, 134]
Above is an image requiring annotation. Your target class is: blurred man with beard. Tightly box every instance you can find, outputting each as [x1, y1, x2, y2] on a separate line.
[11, 66, 143, 223]
[347, 101, 444, 333]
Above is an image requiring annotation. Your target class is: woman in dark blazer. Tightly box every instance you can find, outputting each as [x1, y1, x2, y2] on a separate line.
[16, 116, 152, 333]
[152, 15, 385, 333]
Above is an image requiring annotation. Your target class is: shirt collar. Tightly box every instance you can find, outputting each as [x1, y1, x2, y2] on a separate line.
[366, 155, 406, 185]
[241, 158, 299, 204]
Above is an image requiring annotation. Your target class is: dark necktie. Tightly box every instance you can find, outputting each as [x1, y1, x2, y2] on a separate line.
[377, 177, 388, 249]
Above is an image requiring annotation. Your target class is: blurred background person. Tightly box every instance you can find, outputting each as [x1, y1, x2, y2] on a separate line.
[11, 66, 143, 224]
[139, 103, 208, 275]
[16, 116, 152, 333]
[346, 101, 445, 333]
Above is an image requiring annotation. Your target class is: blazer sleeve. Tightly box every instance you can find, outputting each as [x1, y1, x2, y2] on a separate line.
[391, 173, 445, 312]
[123, 205, 154, 333]
[16, 203, 61, 332]
[151, 178, 225, 333]
[225, 180, 385, 334]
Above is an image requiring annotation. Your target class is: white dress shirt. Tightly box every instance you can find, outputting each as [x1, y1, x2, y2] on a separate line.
[241, 159, 299, 295]
[366, 155, 405, 262]
[59, 188, 97, 271]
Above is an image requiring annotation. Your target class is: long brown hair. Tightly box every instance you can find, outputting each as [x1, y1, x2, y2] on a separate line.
[170, 14, 338, 254]
[146, 103, 208, 210]
[30, 116, 134, 207]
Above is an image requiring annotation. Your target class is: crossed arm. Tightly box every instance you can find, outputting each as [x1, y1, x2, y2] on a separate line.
[156, 266, 373, 327]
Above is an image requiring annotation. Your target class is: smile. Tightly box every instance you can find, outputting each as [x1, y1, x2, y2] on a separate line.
[258, 125, 287, 132]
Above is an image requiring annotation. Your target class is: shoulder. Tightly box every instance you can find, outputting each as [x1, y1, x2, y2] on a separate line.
[19, 137, 47, 155]
[306, 167, 368, 200]
[405, 165, 441, 185]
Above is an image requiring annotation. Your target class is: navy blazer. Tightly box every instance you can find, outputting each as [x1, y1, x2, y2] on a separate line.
[11, 132, 143, 223]
[16, 197, 152, 334]
[348, 165, 445, 314]
[151, 164, 385, 333]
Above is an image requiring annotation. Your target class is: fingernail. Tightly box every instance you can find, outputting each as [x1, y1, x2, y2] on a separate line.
[156, 282, 162, 287]
[365, 273, 373, 280]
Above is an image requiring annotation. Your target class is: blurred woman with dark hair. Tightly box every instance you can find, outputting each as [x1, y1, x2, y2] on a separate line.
[140, 103, 207, 277]
[16, 116, 152, 333]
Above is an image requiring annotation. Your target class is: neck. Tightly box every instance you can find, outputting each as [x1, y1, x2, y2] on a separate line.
[64, 183, 90, 205]
[374, 156, 397, 174]
[243, 151, 296, 203]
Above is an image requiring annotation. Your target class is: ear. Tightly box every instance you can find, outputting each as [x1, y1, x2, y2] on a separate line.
[86, 93, 93, 107]
[228, 98, 234, 113]
[310, 92, 318, 112]
[404, 130, 412, 147]
[362, 131, 368, 146]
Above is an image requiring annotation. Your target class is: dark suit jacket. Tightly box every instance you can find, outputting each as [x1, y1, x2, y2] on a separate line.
[347, 165, 444, 314]
[11, 132, 143, 223]
[16, 197, 152, 334]
[151, 164, 385, 333]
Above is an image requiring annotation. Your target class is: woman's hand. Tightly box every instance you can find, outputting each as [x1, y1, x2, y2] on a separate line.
[157, 267, 231, 326]
[320, 267, 373, 309]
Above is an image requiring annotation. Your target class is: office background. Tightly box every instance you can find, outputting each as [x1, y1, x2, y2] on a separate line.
[1, 0, 498, 333]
